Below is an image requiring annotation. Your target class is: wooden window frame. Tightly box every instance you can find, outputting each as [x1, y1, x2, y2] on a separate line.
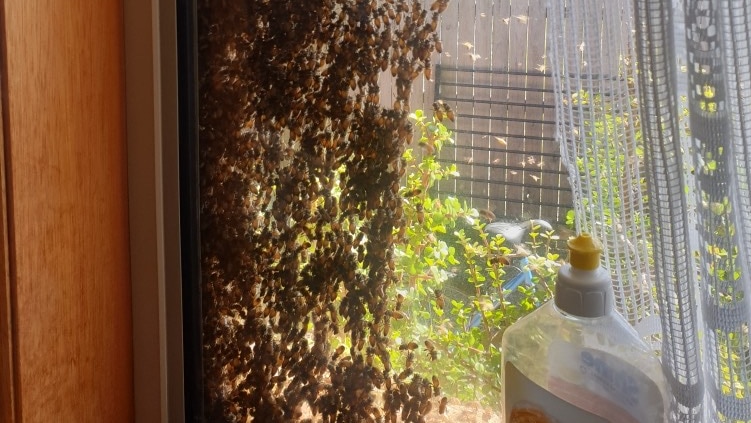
[125, 0, 191, 421]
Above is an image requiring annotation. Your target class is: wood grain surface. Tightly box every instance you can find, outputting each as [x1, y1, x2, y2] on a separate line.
[0, 51, 15, 423]
[1, 0, 134, 421]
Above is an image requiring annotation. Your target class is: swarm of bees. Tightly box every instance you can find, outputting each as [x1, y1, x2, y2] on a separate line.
[198, 0, 450, 421]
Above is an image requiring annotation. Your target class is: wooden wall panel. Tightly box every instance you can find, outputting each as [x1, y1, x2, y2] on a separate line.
[0, 66, 14, 423]
[1, 0, 133, 421]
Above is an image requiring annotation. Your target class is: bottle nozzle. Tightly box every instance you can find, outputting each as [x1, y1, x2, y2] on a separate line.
[567, 233, 602, 271]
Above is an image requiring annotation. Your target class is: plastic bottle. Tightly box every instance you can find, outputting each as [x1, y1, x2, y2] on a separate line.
[501, 234, 669, 422]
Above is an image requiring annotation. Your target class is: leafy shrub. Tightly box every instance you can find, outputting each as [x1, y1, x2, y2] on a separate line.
[387, 109, 562, 404]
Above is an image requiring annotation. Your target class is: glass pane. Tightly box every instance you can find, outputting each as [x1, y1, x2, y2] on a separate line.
[193, 1, 571, 421]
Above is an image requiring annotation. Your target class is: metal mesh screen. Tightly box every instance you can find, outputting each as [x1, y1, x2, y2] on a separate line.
[548, 0, 659, 333]
[550, 0, 751, 420]
[380, 1, 571, 223]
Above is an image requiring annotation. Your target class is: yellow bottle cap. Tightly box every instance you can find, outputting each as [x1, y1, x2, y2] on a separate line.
[567, 233, 602, 270]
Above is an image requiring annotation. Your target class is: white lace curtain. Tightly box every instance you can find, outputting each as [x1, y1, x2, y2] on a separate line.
[548, 0, 751, 421]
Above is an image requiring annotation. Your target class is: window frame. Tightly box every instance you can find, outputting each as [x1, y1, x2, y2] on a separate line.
[125, 0, 193, 421]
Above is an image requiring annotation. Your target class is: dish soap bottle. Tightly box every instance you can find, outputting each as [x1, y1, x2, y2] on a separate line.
[501, 233, 669, 422]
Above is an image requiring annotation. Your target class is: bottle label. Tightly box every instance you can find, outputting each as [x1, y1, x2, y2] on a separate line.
[504, 343, 664, 422]
[550, 340, 663, 422]
[505, 361, 610, 422]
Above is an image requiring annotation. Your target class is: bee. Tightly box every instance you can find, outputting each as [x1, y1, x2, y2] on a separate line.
[401, 400, 412, 422]
[415, 203, 425, 224]
[420, 399, 432, 415]
[339, 356, 353, 368]
[366, 346, 376, 366]
[419, 140, 435, 155]
[401, 188, 422, 198]
[444, 103, 455, 122]
[388, 310, 407, 320]
[432, 375, 441, 396]
[439, 396, 448, 414]
[479, 208, 496, 222]
[358, 336, 366, 351]
[332, 344, 346, 360]
[371, 406, 384, 422]
[434, 289, 445, 309]
[398, 368, 414, 381]
[432, 101, 445, 121]
[489, 255, 512, 266]
[408, 375, 424, 397]
[395, 292, 405, 311]
[399, 341, 419, 351]
[424, 340, 438, 361]
[405, 351, 415, 369]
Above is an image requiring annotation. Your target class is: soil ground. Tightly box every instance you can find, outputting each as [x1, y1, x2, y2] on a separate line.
[424, 398, 502, 422]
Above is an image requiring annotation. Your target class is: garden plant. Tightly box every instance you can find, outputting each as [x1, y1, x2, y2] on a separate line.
[385, 109, 562, 405]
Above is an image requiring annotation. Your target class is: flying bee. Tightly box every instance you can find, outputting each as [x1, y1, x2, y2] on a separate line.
[388, 310, 407, 320]
[401, 188, 422, 198]
[434, 289, 444, 309]
[419, 140, 435, 155]
[399, 341, 419, 351]
[432, 101, 445, 121]
[444, 103, 455, 122]
[395, 293, 405, 311]
[424, 340, 438, 361]
[489, 255, 512, 266]
[478, 208, 496, 222]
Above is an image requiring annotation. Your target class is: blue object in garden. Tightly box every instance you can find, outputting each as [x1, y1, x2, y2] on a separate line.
[467, 256, 533, 329]
[502, 256, 533, 291]
[484, 219, 552, 245]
